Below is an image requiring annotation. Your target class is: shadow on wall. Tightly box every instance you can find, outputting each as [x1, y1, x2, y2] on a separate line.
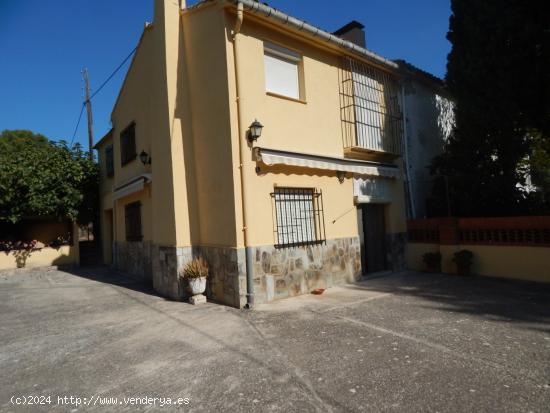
[0, 219, 75, 270]
[357, 271, 550, 333]
[14, 249, 33, 268]
[1, 245, 73, 270]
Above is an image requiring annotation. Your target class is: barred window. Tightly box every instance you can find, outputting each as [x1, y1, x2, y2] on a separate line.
[271, 188, 326, 248]
[124, 201, 142, 242]
[105, 145, 114, 178]
[120, 122, 136, 166]
[339, 57, 403, 155]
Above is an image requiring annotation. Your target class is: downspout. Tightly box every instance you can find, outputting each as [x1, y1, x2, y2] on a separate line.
[401, 83, 416, 219]
[232, 2, 254, 308]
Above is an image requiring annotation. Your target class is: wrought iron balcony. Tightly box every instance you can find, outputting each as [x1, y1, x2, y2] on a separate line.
[339, 57, 403, 158]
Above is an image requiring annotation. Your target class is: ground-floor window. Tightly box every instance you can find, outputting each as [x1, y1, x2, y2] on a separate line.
[124, 201, 142, 241]
[271, 187, 326, 248]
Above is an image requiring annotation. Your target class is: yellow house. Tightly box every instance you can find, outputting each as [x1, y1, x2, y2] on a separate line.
[95, 0, 408, 308]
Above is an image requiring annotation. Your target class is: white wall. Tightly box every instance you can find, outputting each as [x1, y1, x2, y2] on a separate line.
[403, 79, 454, 218]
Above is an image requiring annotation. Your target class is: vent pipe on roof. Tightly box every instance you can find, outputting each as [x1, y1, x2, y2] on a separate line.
[333, 20, 366, 48]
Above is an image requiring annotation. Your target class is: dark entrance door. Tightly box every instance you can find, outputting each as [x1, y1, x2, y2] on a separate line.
[361, 204, 387, 273]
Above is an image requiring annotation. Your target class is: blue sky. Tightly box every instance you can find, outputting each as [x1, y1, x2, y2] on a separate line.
[0, 0, 451, 148]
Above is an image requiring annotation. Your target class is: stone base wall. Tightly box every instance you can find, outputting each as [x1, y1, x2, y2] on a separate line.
[198, 246, 247, 308]
[251, 237, 362, 304]
[114, 241, 153, 281]
[116, 236, 401, 307]
[150, 245, 246, 308]
[151, 245, 192, 301]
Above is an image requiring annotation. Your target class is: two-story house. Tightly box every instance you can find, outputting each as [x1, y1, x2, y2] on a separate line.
[95, 0, 409, 308]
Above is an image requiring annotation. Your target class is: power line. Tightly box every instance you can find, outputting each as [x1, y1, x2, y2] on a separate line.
[69, 46, 137, 147]
[89, 46, 137, 101]
[69, 103, 85, 147]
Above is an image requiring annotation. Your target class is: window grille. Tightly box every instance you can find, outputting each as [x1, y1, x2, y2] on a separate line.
[120, 122, 136, 166]
[271, 187, 326, 248]
[125, 201, 142, 242]
[339, 57, 403, 154]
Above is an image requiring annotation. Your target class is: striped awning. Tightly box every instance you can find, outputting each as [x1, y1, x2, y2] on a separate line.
[253, 147, 399, 178]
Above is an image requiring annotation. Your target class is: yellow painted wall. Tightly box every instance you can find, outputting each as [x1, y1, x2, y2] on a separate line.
[99, 1, 408, 258]
[406, 243, 550, 283]
[114, 188, 153, 242]
[406, 243, 440, 271]
[464, 245, 550, 283]
[0, 245, 78, 270]
[96, 135, 114, 264]
[179, 4, 239, 248]
[107, 0, 195, 248]
[224, 11, 406, 246]
[97, 144, 114, 198]
[0, 222, 79, 270]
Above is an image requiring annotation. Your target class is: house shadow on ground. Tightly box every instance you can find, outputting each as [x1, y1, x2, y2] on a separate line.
[58, 264, 160, 299]
[354, 271, 550, 332]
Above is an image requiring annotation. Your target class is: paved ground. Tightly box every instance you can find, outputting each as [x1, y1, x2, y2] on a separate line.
[1, 267, 549, 412]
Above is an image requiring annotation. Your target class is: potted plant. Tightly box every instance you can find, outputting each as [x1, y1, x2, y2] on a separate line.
[453, 250, 474, 276]
[182, 256, 209, 296]
[422, 252, 442, 273]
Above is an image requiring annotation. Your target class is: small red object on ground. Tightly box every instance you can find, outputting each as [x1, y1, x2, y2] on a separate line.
[311, 288, 325, 295]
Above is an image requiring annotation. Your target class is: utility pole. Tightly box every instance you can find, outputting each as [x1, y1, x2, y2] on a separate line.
[82, 68, 94, 160]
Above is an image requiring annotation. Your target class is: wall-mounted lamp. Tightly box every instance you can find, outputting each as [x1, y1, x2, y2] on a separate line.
[139, 150, 151, 165]
[247, 119, 264, 142]
[336, 170, 346, 183]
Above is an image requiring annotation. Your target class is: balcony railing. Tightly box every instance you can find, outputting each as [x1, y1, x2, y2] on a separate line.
[339, 57, 403, 156]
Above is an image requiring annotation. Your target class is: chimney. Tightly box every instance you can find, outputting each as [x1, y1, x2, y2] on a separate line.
[333, 20, 366, 48]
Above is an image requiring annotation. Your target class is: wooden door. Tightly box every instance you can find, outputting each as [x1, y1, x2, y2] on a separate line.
[362, 204, 387, 273]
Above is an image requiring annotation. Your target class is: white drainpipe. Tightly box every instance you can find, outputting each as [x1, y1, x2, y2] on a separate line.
[232, 2, 254, 308]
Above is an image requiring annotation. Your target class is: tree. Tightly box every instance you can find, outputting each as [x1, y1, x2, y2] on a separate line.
[429, 0, 549, 217]
[0, 130, 98, 224]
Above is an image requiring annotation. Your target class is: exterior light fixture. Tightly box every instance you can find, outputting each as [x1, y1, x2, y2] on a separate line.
[336, 170, 346, 183]
[248, 119, 264, 142]
[139, 150, 151, 165]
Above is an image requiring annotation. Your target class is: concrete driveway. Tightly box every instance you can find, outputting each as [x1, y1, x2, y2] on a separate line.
[1, 267, 549, 412]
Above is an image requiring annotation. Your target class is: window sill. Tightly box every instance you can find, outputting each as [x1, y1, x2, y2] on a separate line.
[121, 156, 136, 167]
[266, 92, 307, 105]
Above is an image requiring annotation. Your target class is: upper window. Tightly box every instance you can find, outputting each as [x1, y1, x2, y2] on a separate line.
[120, 122, 136, 166]
[124, 201, 142, 241]
[264, 42, 302, 100]
[271, 187, 325, 248]
[105, 145, 114, 178]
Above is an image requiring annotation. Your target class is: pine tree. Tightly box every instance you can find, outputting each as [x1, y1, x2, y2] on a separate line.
[429, 0, 548, 217]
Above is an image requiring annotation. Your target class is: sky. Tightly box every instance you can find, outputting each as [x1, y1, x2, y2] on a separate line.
[0, 0, 451, 149]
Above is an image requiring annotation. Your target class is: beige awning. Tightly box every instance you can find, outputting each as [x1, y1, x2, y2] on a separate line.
[253, 147, 399, 178]
[113, 174, 152, 200]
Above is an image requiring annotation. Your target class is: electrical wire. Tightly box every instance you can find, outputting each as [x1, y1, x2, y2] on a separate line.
[69, 103, 85, 147]
[69, 46, 137, 147]
[89, 46, 137, 101]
